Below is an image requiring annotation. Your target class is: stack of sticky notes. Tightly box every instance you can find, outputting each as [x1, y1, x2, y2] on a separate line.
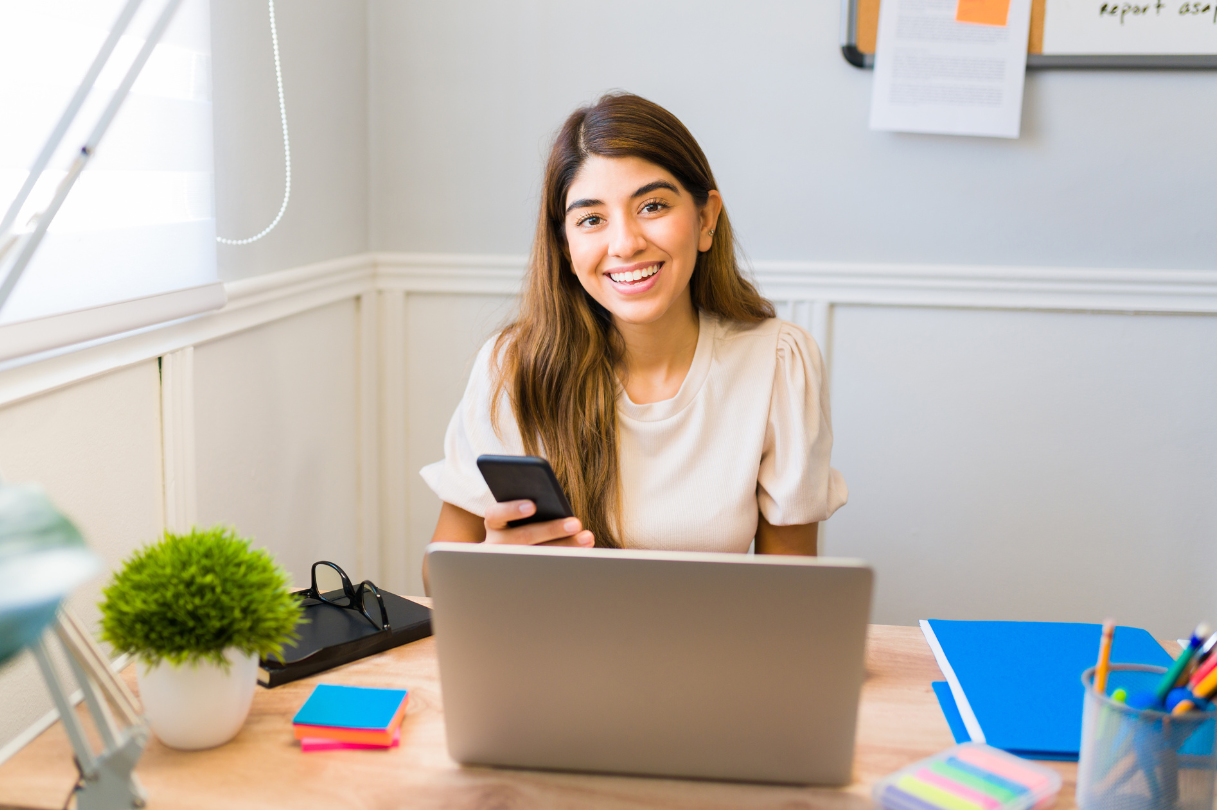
[292, 684, 409, 752]
[874, 743, 1061, 810]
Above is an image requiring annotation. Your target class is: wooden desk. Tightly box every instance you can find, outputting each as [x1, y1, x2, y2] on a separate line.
[0, 614, 1117, 810]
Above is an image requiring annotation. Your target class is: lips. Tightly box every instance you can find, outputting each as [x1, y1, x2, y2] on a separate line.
[605, 261, 663, 294]
[607, 261, 661, 284]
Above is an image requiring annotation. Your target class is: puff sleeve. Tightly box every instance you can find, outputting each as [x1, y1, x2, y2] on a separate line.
[419, 336, 525, 517]
[756, 323, 848, 525]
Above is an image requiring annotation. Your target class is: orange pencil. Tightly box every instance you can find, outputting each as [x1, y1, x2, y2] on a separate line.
[1095, 619, 1116, 695]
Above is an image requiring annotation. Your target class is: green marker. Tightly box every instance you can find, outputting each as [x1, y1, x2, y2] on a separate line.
[1154, 623, 1211, 704]
[1111, 688, 1127, 703]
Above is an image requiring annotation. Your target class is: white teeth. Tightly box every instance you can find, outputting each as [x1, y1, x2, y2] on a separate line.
[610, 265, 659, 284]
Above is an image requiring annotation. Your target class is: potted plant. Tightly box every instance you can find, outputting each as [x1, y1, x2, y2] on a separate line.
[99, 526, 301, 750]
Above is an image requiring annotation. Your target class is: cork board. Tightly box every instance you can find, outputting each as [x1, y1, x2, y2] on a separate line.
[854, 0, 1047, 54]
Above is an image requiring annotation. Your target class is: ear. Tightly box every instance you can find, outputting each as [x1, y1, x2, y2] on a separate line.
[697, 190, 723, 253]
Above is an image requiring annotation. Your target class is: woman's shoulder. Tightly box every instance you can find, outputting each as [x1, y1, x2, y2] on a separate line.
[710, 314, 824, 385]
[712, 315, 815, 355]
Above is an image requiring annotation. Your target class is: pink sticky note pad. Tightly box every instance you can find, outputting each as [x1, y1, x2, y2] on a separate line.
[300, 727, 401, 752]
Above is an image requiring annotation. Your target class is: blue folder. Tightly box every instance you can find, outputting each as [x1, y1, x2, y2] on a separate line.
[924, 620, 1173, 760]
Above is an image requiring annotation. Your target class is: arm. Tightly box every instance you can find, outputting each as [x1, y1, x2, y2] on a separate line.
[422, 501, 594, 595]
[754, 513, 818, 556]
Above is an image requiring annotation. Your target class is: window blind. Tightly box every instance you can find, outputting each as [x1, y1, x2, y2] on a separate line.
[0, 0, 222, 362]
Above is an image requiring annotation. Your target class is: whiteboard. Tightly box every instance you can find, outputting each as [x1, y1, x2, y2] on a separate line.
[1044, 0, 1217, 53]
[840, 0, 1217, 66]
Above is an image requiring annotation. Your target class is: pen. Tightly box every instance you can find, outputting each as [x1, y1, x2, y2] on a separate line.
[1095, 618, 1115, 695]
[1197, 631, 1217, 665]
[1153, 623, 1210, 705]
[1188, 651, 1217, 691]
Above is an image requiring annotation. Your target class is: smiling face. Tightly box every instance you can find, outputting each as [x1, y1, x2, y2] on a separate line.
[563, 155, 720, 328]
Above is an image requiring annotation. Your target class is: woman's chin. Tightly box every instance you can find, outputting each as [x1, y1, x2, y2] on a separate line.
[603, 299, 680, 328]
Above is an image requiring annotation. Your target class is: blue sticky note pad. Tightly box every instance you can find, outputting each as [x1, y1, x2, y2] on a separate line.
[292, 683, 408, 730]
[927, 620, 1173, 758]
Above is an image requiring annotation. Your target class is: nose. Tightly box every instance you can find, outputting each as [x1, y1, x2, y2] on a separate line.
[607, 215, 647, 259]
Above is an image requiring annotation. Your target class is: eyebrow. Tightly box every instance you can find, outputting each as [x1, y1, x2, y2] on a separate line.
[564, 179, 680, 215]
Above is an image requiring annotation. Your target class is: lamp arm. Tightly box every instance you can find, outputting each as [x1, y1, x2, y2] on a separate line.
[0, 0, 145, 243]
[0, 0, 187, 320]
[32, 609, 150, 810]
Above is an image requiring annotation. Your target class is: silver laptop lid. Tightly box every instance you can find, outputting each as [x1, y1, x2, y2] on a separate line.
[427, 543, 873, 785]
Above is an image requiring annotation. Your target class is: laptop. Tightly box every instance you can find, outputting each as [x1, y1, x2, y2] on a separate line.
[426, 542, 873, 785]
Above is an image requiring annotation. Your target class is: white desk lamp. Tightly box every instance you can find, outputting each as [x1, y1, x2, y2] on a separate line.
[0, 0, 187, 807]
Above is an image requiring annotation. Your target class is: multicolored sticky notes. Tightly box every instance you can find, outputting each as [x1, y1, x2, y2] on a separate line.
[300, 727, 402, 752]
[292, 683, 409, 747]
[956, 0, 1011, 26]
[875, 743, 1061, 810]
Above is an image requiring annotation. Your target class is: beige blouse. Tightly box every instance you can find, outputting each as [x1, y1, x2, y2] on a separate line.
[420, 311, 848, 553]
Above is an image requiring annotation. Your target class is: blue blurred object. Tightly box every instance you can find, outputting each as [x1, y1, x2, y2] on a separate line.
[0, 481, 100, 666]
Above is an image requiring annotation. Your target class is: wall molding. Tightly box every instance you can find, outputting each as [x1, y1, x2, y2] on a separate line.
[5, 252, 1215, 410]
[751, 261, 1217, 314]
[0, 254, 374, 409]
[374, 252, 1217, 314]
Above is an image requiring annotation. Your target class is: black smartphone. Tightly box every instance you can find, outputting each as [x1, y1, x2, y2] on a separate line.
[476, 454, 575, 528]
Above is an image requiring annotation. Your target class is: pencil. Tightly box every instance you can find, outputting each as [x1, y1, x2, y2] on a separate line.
[1095, 618, 1116, 695]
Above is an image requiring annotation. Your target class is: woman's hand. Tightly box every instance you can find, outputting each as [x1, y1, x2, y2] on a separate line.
[484, 500, 595, 547]
[424, 501, 594, 595]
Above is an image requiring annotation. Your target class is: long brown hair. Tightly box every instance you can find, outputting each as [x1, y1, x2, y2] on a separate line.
[492, 92, 774, 548]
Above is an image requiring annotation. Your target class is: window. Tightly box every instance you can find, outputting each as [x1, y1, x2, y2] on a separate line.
[0, 0, 222, 362]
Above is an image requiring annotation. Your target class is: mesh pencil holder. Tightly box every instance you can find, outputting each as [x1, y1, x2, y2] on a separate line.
[1077, 664, 1217, 810]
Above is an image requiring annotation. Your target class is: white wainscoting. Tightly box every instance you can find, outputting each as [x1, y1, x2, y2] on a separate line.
[2, 252, 1215, 759]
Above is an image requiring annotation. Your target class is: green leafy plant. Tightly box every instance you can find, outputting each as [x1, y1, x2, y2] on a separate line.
[99, 526, 301, 667]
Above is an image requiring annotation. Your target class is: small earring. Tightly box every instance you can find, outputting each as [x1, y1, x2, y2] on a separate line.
[708, 228, 716, 235]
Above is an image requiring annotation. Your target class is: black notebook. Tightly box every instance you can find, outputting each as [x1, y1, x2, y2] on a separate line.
[257, 589, 432, 688]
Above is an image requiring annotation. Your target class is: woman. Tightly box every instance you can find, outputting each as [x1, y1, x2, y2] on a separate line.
[421, 93, 846, 575]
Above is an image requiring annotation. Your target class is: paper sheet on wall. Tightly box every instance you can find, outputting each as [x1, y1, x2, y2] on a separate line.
[1043, 0, 1217, 54]
[869, 0, 1033, 138]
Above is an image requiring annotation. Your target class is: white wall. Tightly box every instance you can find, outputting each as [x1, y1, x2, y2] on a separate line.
[194, 302, 363, 586]
[825, 305, 1217, 632]
[367, 0, 1217, 270]
[211, 0, 369, 281]
[367, 1, 1217, 638]
[402, 292, 516, 591]
[0, 363, 164, 756]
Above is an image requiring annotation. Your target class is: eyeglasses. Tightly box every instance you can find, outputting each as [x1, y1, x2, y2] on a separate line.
[296, 561, 391, 632]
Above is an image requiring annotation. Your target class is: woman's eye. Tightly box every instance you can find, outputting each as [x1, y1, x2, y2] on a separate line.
[640, 200, 668, 214]
[576, 214, 603, 227]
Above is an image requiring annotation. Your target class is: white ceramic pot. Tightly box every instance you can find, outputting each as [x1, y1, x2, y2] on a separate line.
[136, 648, 258, 750]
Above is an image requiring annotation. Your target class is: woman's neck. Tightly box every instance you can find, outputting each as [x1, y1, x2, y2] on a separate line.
[614, 295, 700, 405]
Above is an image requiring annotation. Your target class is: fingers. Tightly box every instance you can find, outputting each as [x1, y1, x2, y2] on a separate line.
[484, 499, 534, 530]
[484, 513, 595, 547]
[540, 531, 595, 548]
